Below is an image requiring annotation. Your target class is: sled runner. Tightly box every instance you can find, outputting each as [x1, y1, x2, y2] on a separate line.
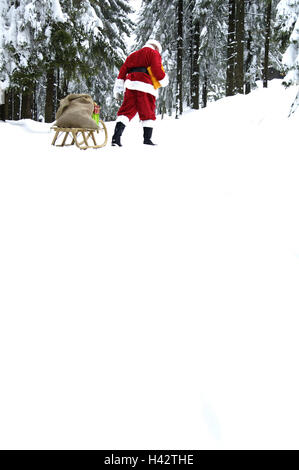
[51, 121, 108, 150]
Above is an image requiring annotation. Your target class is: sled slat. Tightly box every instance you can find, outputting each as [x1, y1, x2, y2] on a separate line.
[51, 124, 108, 150]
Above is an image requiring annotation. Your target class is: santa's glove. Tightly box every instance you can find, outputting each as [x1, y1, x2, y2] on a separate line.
[113, 79, 124, 100]
[159, 73, 169, 88]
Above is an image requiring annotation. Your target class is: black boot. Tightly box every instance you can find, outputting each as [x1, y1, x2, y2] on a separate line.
[112, 121, 125, 146]
[143, 127, 156, 145]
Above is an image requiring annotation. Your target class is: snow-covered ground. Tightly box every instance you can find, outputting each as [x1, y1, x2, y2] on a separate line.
[0, 80, 299, 450]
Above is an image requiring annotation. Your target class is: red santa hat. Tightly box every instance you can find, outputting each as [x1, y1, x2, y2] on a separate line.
[144, 39, 162, 54]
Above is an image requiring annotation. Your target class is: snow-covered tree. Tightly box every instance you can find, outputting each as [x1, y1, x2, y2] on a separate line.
[0, 0, 9, 81]
[2, 0, 296, 120]
[193, 0, 227, 103]
[226, 0, 281, 96]
[276, 0, 299, 115]
[0, 0, 68, 119]
[276, 0, 299, 86]
[134, 0, 177, 115]
[66, 0, 133, 121]
[244, 0, 265, 94]
[1, 0, 133, 121]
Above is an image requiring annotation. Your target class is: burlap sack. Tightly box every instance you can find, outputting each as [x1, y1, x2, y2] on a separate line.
[55, 94, 98, 129]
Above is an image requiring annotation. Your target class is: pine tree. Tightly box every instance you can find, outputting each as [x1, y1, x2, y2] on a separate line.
[244, 0, 260, 95]
[189, 0, 200, 109]
[226, 0, 236, 96]
[176, 0, 184, 117]
[1, 1, 42, 118]
[135, 0, 178, 115]
[235, 0, 245, 94]
[0, 0, 69, 120]
[193, 0, 227, 105]
[72, 0, 133, 121]
[225, 0, 280, 97]
[276, 0, 299, 86]
[1, 0, 133, 121]
[2, 0, 294, 120]
[0, 0, 9, 80]
[263, 0, 273, 87]
[49, 0, 133, 121]
[276, 0, 299, 115]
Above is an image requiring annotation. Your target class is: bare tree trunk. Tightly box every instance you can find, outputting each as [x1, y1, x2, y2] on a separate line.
[5, 90, 12, 120]
[188, 4, 193, 109]
[263, 0, 272, 88]
[62, 75, 69, 97]
[13, 90, 21, 120]
[226, 0, 236, 96]
[21, 91, 33, 119]
[175, 0, 183, 118]
[202, 71, 208, 108]
[0, 105, 5, 121]
[45, 68, 55, 123]
[288, 89, 299, 117]
[32, 84, 37, 121]
[245, 29, 253, 94]
[56, 67, 64, 108]
[235, 0, 245, 94]
[191, 19, 200, 109]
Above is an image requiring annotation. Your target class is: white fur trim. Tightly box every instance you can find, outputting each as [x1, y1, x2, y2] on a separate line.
[143, 44, 155, 51]
[144, 39, 162, 54]
[114, 78, 124, 89]
[142, 120, 155, 127]
[124, 79, 158, 97]
[159, 74, 169, 87]
[116, 115, 129, 126]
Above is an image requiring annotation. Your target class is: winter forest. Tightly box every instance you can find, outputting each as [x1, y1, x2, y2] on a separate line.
[1, 1, 299, 453]
[0, 0, 298, 122]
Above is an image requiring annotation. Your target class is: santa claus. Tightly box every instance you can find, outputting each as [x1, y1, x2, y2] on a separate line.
[111, 39, 169, 146]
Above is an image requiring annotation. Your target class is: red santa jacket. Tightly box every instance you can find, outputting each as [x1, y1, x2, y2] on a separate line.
[114, 46, 169, 98]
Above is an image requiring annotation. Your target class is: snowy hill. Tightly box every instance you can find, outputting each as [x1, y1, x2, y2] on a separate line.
[0, 80, 299, 450]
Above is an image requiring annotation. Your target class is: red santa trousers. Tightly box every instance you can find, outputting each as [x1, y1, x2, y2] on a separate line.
[117, 89, 156, 125]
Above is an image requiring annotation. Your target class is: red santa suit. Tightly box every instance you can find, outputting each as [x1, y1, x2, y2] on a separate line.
[113, 40, 169, 128]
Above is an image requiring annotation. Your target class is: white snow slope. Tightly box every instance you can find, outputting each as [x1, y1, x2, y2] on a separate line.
[0, 80, 299, 450]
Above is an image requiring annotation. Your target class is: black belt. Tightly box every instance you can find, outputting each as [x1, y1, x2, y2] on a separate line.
[128, 67, 149, 75]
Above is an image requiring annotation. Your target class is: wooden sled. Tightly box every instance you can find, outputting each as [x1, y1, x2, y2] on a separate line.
[51, 121, 108, 150]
